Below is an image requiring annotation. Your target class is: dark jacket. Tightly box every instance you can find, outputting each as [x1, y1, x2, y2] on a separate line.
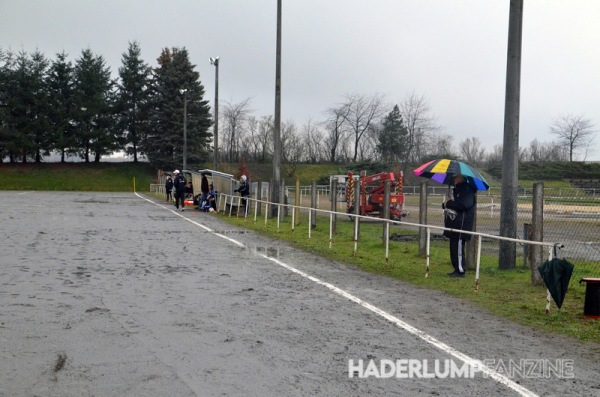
[174, 174, 187, 195]
[235, 180, 250, 197]
[442, 181, 476, 241]
[201, 176, 209, 195]
[165, 177, 173, 191]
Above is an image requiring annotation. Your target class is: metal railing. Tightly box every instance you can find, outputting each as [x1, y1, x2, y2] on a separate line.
[217, 192, 560, 312]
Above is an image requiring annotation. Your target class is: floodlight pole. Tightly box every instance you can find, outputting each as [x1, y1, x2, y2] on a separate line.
[210, 57, 220, 171]
[181, 89, 188, 171]
[272, 0, 282, 216]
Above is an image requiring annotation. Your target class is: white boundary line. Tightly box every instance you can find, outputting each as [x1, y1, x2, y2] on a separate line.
[136, 193, 538, 397]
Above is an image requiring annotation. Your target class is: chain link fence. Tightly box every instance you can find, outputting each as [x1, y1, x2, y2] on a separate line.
[283, 183, 600, 285]
[398, 185, 600, 285]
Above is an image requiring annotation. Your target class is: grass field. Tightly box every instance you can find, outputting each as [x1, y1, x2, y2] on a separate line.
[0, 162, 155, 191]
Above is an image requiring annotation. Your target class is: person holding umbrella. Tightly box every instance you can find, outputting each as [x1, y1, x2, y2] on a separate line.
[413, 159, 488, 278]
[442, 174, 476, 278]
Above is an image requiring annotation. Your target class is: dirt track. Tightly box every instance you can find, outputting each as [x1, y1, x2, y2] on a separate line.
[1, 191, 599, 396]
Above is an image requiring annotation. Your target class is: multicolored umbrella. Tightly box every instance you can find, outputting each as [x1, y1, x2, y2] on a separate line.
[413, 159, 490, 191]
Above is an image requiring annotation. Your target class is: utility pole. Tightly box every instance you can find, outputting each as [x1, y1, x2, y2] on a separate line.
[271, 0, 282, 216]
[499, 0, 524, 269]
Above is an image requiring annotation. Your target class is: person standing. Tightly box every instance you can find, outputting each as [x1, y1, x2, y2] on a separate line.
[200, 174, 209, 204]
[233, 175, 251, 216]
[442, 174, 476, 278]
[165, 175, 174, 202]
[234, 175, 250, 208]
[173, 170, 187, 211]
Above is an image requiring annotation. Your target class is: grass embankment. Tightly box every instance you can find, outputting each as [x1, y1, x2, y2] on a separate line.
[208, 207, 600, 346]
[0, 162, 155, 191]
[207, 162, 345, 185]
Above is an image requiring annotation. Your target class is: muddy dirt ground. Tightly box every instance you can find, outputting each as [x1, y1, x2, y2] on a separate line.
[1, 191, 599, 396]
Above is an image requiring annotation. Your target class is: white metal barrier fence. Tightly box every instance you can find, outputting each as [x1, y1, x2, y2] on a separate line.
[218, 192, 560, 312]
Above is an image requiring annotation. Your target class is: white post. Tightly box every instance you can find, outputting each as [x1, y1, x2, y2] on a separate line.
[329, 212, 333, 248]
[254, 198, 258, 223]
[353, 213, 359, 256]
[277, 204, 281, 231]
[385, 221, 390, 266]
[425, 228, 431, 277]
[545, 246, 554, 314]
[264, 201, 268, 226]
[475, 235, 482, 292]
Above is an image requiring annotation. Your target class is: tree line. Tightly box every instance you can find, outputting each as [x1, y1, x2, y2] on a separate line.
[1, 43, 595, 170]
[0, 42, 212, 170]
[220, 92, 596, 169]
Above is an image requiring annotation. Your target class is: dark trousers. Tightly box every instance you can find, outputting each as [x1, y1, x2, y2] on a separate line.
[166, 190, 172, 201]
[449, 237, 467, 274]
[174, 192, 185, 209]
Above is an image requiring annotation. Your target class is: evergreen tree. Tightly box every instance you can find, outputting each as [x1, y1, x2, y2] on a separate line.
[376, 105, 408, 163]
[2, 51, 50, 163]
[73, 48, 115, 162]
[143, 47, 212, 170]
[116, 41, 151, 163]
[47, 51, 76, 162]
[0, 48, 13, 162]
[29, 51, 51, 162]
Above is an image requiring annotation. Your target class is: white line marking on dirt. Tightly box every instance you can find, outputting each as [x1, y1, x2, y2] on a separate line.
[137, 193, 539, 397]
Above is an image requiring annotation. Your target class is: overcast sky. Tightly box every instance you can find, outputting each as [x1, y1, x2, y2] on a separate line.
[1, 0, 599, 160]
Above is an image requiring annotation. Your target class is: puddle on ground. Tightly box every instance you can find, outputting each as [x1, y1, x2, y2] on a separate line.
[247, 246, 284, 259]
[215, 230, 250, 235]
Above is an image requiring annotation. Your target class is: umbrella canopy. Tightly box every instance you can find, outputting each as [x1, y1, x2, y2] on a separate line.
[413, 159, 490, 191]
[538, 258, 575, 309]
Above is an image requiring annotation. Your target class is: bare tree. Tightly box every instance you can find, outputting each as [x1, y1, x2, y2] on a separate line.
[221, 97, 252, 162]
[280, 121, 303, 178]
[302, 119, 325, 163]
[238, 114, 272, 163]
[399, 92, 440, 164]
[424, 132, 456, 159]
[550, 114, 596, 161]
[546, 141, 569, 162]
[486, 144, 503, 165]
[358, 124, 378, 161]
[527, 139, 569, 162]
[323, 104, 350, 163]
[341, 92, 387, 162]
[241, 116, 260, 161]
[257, 115, 273, 163]
[281, 121, 302, 163]
[527, 138, 542, 162]
[460, 137, 486, 165]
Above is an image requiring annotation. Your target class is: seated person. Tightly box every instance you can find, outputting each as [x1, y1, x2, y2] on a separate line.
[202, 184, 218, 212]
[185, 181, 194, 197]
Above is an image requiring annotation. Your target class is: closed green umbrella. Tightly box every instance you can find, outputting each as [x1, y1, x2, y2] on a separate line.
[538, 258, 574, 309]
